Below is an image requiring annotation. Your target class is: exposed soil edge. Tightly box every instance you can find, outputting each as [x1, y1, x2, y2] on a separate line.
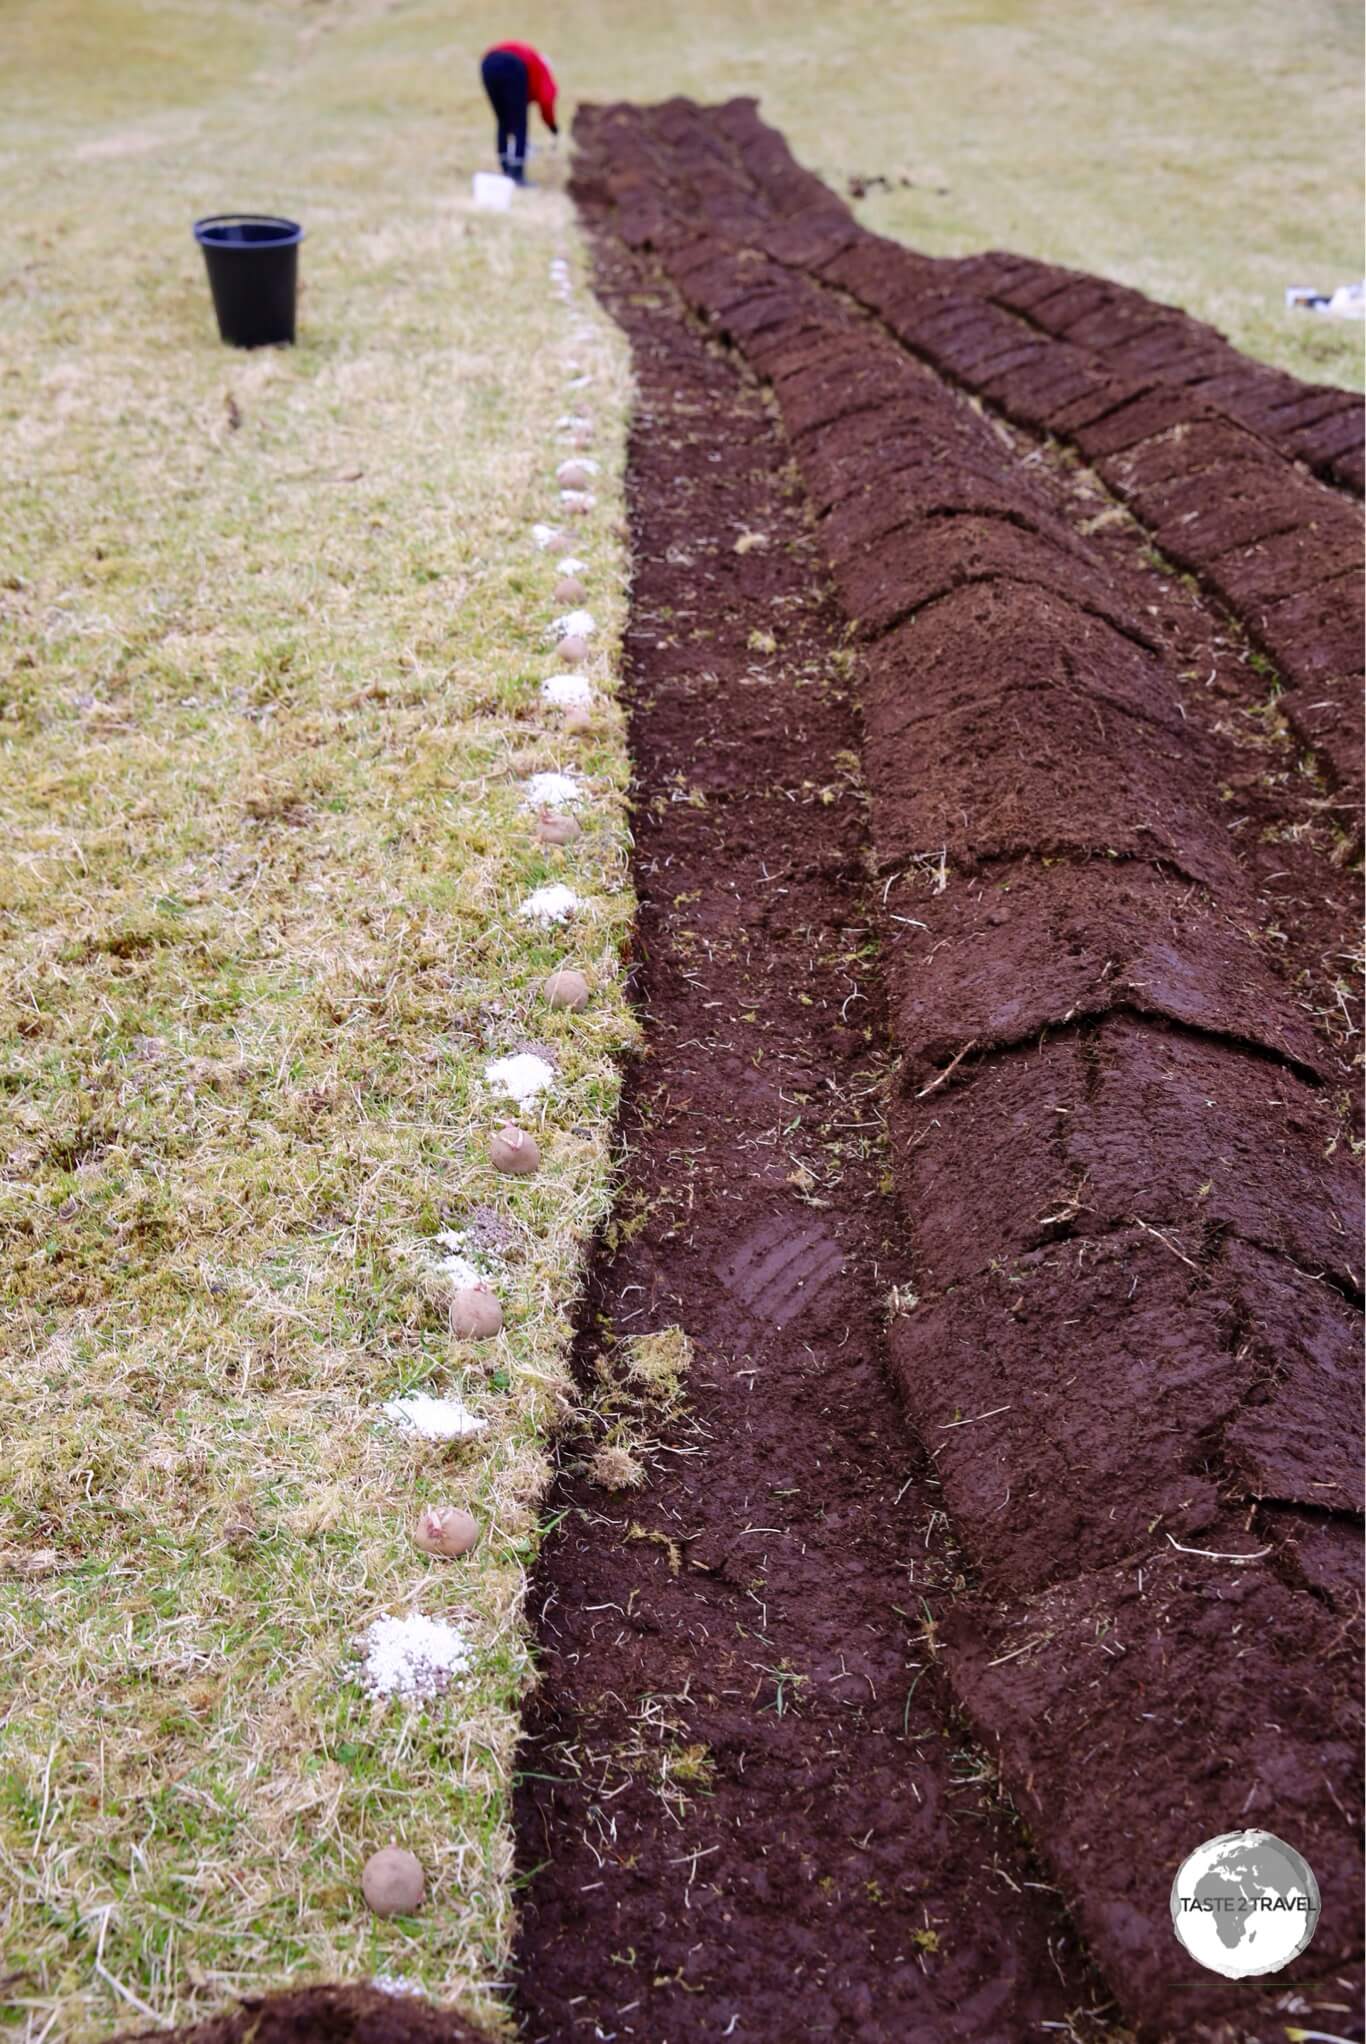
[509, 198, 1114, 2042]
[125, 1985, 495, 2044]
[570, 95, 1364, 2044]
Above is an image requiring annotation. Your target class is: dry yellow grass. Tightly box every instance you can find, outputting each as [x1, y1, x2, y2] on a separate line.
[1, 0, 1359, 2037]
[543, 0, 1363, 389]
[1, 4, 634, 2035]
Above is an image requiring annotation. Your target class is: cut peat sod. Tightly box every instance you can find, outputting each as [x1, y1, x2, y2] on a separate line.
[510, 101, 1363, 2044]
[510, 218, 1107, 2044]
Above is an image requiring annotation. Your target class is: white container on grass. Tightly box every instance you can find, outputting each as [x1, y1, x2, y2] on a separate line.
[473, 172, 516, 210]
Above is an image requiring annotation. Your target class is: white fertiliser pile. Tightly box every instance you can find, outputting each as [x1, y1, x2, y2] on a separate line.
[522, 770, 583, 809]
[541, 673, 594, 707]
[518, 883, 581, 924]
[382, 1391, 487, 1440]
[483, 1052, 556, 1105]
[358, 1613, 474, 1703]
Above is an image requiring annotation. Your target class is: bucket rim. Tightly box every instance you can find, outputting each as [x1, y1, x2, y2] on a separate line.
[193, 213, 304, 247]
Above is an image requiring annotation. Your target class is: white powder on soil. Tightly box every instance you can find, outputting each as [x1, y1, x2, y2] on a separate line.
[557, 554, 588, 577]
[519, 884, 579, 924]
[434, 1250, 483, 1287]
[551, 608, 597, 641]
[522, 770, 581, 810]
[382, 1391, 486, 1439]
[358, 1611, 472, 1703]
[531, 523, 561, 549]
[484, 1051, 554, 1105]
[541, 673, 593, 708]
[433, 1228, 508, 1289]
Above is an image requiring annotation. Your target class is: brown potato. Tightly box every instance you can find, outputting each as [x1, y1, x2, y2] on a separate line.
[362, 1846, 425, 1917]
[449, 1287, 502, 1339]
[542, 968, 590, 1012]
[414, 1505, 480, 1558]
[489, 1123, 540, 1174]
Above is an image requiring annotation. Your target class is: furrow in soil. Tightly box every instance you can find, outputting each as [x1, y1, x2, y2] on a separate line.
[562, 97, 1364, 2044]
[511, 221, 1111, 2044]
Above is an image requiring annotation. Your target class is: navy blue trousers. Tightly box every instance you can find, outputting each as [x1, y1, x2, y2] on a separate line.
[480, 50, 529, 181]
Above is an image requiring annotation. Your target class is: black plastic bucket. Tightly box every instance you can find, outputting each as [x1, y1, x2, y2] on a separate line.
[193, 214, 303, 347]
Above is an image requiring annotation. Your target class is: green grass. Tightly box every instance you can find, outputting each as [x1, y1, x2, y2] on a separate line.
[1, 0, 1360, 2036]
[546, 0, 1363, 389]
[1, 4, 636, 2033]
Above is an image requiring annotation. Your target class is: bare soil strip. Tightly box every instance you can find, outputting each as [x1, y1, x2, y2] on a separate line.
[550, 98, 1363, 2043]
[510, 212, 1108, 2043]
[138, 1986, 491, 2044]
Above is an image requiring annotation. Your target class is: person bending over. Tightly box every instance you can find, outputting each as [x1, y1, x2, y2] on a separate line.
[480, 40, 558, 184]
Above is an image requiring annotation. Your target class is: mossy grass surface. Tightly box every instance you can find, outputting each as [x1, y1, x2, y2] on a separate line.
[2, 3, 633, 2034]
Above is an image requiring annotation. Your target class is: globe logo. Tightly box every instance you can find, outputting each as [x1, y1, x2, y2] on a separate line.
[1171, 1830, 1320, 1978]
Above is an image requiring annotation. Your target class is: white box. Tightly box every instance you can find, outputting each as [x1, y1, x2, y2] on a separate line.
[473, 172, 516, 210]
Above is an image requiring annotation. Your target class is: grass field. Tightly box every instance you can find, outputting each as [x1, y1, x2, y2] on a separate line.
[1, 1, 1360, 2037]
[1, 5, 637, 2035]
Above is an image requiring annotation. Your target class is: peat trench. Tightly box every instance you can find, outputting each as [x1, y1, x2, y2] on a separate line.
[511, 212, 1109, 2044]
[150, 100, 1362, 2044]
[512, 103, 1363, 2044]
